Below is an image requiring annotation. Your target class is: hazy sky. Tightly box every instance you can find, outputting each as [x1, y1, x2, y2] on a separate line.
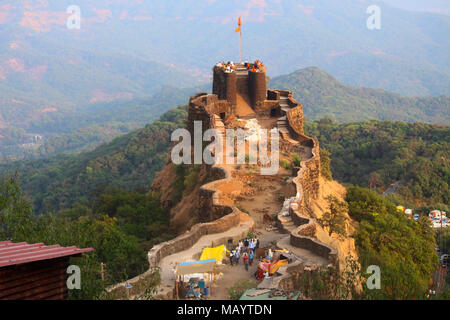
[382, 0, 450, 15]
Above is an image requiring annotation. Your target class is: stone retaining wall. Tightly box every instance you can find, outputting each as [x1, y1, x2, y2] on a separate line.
[286, 137, 338, 266]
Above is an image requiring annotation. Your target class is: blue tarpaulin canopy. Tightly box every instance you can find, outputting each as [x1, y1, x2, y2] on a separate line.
[178, 259, 216, 266]
[176, 259, 216, 276]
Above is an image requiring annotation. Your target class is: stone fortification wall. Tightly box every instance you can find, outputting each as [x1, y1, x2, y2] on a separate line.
[275, 100, 337, 267]
[188, 92, 232, 133]
[284, 136, 338, 266]
[213, 66, 268, 112]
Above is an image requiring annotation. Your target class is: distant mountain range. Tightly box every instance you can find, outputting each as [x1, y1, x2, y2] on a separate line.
[0, 0, 449, 160]
[0, 85, 204, 161]
[1, 0, 449, 107]
[0, 36, 204, 128]
[271, 67, 450, 124]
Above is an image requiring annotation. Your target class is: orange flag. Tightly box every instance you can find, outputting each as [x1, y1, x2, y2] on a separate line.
[235, 16, 241, 33]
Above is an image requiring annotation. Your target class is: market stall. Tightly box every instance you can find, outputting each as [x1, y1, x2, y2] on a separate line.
[175, 259, 216, 299]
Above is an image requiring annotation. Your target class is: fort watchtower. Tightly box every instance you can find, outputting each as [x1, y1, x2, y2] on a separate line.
[189, 62, 305, 140]
[212, 61, 267, 117]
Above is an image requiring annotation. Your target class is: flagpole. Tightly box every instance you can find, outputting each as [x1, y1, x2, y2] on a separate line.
[240, 31, 243, 63]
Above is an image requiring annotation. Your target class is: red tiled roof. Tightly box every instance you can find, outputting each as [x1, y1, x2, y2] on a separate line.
[0, 241, 94, 268]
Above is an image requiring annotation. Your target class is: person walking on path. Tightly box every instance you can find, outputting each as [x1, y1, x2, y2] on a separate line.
[235, 250, 240, 265]
[249, 250, 254, 266]
[229, 250, 235, 266]
[249, 239, 255, 251]
[243, 253, 249, 271]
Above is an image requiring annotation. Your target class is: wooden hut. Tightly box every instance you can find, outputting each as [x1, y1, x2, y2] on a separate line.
[0, 241, 93, 300]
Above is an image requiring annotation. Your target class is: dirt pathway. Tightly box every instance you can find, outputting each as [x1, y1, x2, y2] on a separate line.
[157, 216, 253, 298]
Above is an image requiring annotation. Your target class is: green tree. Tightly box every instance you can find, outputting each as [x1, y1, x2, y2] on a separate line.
[0, 173, 154, 299]
[318, 195, 348, 238]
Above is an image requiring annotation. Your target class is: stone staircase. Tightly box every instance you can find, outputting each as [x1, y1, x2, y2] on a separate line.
[279, 94, 290, 113]
[278, 214, 296, 233]
[276, 202, 334, 267]
[277, 115, 289, 134]
[277, 115, 299, 145]
[276, 93, 299, 144]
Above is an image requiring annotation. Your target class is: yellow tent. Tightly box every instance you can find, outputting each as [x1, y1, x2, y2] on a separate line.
[200, 245, 227, 263]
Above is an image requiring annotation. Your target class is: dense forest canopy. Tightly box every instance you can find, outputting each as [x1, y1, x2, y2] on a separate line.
[305, 119, 450, 206]
[0, 106, 188, 214]
[0, 173, 164, 299]
[346, 187, 439, 299]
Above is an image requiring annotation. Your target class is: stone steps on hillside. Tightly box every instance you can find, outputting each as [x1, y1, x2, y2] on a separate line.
[278, 215, 296, 233]
[277, 116, 289, 133]
[277, 115, 300, 144]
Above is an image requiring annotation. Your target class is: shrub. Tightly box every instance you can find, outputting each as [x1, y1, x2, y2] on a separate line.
[228, 280, 257, 300]
[280, 159, 291, 170]
[291, 153, 302, 167]
[237, 205, 249, 214]
[184, 165, 200, 191]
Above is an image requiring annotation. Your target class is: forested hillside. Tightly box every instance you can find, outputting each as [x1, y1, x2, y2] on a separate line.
[0, 171, 167, 299]
[346, 187, 438, 299]
[271, 67, 450, 124]
[305, 119, 450, 206]
[1, 106, 188, 214]
[4, 105, 448, 218]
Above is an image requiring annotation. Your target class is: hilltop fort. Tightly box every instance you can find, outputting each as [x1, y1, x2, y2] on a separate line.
[109, 62, 358, 299]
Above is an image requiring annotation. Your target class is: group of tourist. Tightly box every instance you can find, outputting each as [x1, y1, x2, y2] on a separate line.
[244, 60, 264, 72]
[229, 237, 260, 271]
[215, 60, 265, 73]
[216, 61, 236, 73]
